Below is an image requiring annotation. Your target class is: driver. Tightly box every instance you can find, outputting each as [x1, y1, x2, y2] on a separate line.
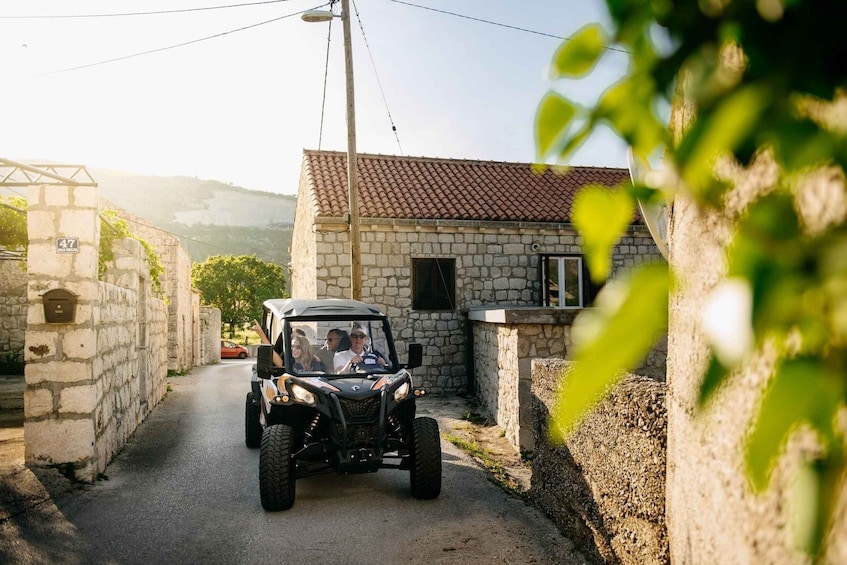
[334, 324, 386, 373]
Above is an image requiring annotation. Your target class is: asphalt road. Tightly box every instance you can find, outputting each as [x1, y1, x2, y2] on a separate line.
[1, 361, 588, 564]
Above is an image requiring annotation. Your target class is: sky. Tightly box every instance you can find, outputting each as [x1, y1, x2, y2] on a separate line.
[2, 0, 631, 196]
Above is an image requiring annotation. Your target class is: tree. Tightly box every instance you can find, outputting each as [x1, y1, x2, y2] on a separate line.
[192, 255, 288, 338]
[536, 0, 846, 559]
[0, 196, 28, 251]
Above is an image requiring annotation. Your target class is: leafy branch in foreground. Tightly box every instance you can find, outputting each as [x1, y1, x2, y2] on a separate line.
[536, 1, 847, 558]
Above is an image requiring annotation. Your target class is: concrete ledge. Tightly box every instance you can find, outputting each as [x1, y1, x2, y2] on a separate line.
[468, 305, 581, 325]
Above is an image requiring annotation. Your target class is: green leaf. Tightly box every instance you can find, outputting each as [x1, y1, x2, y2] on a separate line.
[550, 24, 607, 79]
[745, 357, 842, 492]
[550, 263, 670, 439]
[535, 92, 578, 161]
[571, 186, 635, 283]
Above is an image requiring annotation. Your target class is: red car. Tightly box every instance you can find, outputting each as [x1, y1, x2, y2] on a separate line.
[221, 340, 249, 359]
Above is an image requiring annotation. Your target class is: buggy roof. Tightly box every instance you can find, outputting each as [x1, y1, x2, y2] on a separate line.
[263, 298, 386, 320]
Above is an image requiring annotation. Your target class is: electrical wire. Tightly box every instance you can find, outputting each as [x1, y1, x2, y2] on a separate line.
[33, 3, 330, 77]
[318, 16, 334, 150]
[1, 0, 294, 19]
[386, 0, 632, 55]
[351, 0, 403, 154]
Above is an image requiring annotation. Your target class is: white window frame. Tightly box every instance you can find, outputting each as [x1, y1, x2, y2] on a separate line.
[543, 255, 585, 309]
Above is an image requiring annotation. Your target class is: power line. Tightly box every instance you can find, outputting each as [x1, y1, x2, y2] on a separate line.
[386, 0, 632, 55]
[33, 3, 331, 77]
[1, 0, 294, 19]
[352, 0, 403, 155]
[318, 16, 334, 150]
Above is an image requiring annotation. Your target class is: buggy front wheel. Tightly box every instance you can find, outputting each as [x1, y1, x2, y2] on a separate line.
[259, 424, 296, 510]
[410, 416, 442, 499]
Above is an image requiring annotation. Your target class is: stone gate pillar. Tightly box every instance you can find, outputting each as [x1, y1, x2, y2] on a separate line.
[24, 183, 101, 481]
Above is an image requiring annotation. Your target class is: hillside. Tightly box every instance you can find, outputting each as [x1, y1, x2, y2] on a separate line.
[91, 168, 298, 268]
[1, 166, 298, 268]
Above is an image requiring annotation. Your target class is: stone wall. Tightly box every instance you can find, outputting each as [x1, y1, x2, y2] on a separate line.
[290, 171, 318, 299]
[532, 359, 668, 565]
[470, 307, 578, 453]
[0, 260, 27, 369]
[100, 199, 197, 372]
[199, 306, 222, 365]
[24, 185, 169, 481]
[662, 58, 847, 563]
[291, 213, 664, 393]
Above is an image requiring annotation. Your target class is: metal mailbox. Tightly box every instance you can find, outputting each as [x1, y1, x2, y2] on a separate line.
[42, 288, 77, 324]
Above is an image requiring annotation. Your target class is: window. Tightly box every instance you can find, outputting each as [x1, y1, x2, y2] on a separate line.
[413, 258, 456, 310]
[540, 255, 600, 308]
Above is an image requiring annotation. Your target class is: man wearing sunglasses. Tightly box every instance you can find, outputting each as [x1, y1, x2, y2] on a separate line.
[317, 328, 348, 369]
[333, 324, 386, 373]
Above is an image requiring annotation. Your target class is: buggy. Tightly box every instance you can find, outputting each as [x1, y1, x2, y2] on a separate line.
[246, 298, 442, 510]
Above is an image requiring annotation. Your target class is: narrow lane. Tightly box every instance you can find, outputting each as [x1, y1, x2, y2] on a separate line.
[6, 361, 588, 564]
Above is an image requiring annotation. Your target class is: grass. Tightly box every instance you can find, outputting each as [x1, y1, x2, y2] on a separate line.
[461, 411, 490, 426]
[224, 325, 262, 346]
[442, 432, 527, 499]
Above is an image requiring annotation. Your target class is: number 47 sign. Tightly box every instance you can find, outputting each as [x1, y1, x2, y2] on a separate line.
[56, 237, 79, 254]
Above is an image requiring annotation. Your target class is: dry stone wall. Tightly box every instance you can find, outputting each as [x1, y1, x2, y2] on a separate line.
[532, 359, 669, 565]
[0, 260, 26, 368]
[100, 199, 196, 372]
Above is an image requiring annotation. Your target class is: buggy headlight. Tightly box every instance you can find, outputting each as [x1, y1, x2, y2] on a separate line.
[290, 383, 316, 406]
[393, 381, 410, 402]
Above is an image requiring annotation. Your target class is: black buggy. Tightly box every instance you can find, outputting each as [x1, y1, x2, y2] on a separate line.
[246, 298, 442, 511]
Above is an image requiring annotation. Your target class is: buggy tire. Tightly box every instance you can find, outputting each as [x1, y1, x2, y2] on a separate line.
[410, 416, 442, 499]
[259, 424, 296, 511]
[245, 392, 262, 448]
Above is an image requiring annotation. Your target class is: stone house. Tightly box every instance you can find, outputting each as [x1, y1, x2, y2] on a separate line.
[291, 150, 664, 393]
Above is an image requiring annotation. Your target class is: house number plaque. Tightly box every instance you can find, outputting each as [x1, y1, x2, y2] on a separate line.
[56, 237, 79, 254]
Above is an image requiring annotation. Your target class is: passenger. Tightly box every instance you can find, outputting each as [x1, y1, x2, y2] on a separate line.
[291, 334, 325, 373]
[334, 324, 386, 373]
[317, 328, 348, 371]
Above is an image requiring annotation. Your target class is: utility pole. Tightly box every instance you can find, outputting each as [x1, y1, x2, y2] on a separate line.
[341, 0, 362, 301]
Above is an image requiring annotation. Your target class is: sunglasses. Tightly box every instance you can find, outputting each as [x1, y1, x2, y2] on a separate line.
[350, 333, 367, 339]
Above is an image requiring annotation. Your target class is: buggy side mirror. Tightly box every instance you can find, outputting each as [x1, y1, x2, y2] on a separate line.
[257, 344, 275, 379]
[406, 343, 423, 370]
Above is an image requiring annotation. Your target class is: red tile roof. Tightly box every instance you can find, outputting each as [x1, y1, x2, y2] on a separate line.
[302, 150, 633, 224]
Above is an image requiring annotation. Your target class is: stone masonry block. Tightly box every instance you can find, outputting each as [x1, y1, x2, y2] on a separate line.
[44, 188, 70, 207]
[59, 209, 97, 243]
[25, 388, 54, 418]
[34, 252, 75, 279]
[26, 360, 92, 384]
[27, 211, 58, 240]
[60, 383, 100, 414]
[73, 245, 99, 278]
[25, 417, 95, 465]
[64, 328, 97, 360]
[23, 331, 59, 361]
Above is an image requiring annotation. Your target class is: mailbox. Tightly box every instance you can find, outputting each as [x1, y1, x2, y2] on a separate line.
[42, 288, 78, 324]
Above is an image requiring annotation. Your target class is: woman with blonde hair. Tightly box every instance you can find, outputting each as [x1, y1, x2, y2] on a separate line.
[291, 333, 325, 373]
